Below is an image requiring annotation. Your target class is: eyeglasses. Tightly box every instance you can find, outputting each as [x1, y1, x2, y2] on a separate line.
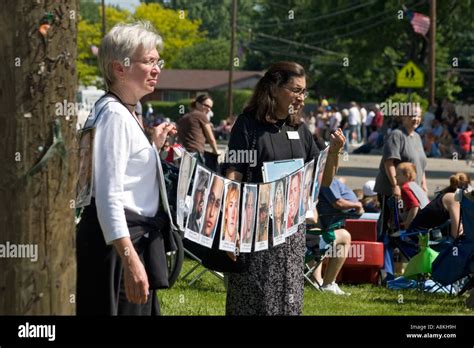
[283, 86, 309, 98]
[139, 58, 165, 70]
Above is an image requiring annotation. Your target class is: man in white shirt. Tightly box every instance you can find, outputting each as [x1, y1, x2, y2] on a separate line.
[348, 101, 361, 144]
[360, 105, 367, 143]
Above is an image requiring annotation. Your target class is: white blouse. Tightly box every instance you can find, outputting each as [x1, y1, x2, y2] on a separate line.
[92, 96, 159, 244]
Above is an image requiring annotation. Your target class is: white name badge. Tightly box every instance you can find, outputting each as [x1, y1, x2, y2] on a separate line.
[287, 131, 300, 140]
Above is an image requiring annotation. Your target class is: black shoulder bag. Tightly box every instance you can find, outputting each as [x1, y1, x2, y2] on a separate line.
[202, 121, 257, 273]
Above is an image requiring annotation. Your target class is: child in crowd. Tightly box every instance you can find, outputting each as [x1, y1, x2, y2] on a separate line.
[395, 162, 430, 229]
[361, 180, 381, 213]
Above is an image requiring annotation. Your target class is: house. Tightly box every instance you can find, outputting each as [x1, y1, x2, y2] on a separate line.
[141, 69, 264, 102]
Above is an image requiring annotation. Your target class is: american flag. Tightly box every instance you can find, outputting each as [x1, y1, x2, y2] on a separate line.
[410, 12, 431, 36]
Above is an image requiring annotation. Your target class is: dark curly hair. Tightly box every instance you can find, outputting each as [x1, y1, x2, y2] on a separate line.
[244, 61, 305, 126]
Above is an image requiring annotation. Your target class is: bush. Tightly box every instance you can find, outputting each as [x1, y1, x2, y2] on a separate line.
[148, 99, 192, 122]
[147, 90, 253, 125]
[208, 89, 253, 123]
[384, 92, 429, 114]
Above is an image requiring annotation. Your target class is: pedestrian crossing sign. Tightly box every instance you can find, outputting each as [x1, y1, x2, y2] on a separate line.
[396, 61, 424, 88]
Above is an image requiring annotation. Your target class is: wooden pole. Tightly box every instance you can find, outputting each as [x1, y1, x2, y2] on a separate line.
[227, 0, 237, 119]
[101, 0, 106, 38]
[428, 0, 436, 105]
[0, 0, 78, 315]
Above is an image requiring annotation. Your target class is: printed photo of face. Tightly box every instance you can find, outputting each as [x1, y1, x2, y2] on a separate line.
[287, 171, 302, 229]
[313, 153, 328, 204]
[187, 167, 210, 233]
[273, 179, 286, 237]
[300, 163, 314, 215]
[223, 182, 240, 243]
[241, 186, 257, 245]
[256, 183, 271, 242]
[201, 175, 224, 238]
[177, 152, 195, 202]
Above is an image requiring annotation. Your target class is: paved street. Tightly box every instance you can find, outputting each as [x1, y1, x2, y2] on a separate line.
[214, 143, 472, 199]
[338, 153, 472, 198]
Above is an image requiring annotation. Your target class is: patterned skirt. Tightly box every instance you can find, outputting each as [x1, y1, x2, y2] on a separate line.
[226, 224, 306, 316]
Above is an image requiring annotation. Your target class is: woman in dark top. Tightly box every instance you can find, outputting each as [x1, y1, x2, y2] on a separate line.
[409, 172, 471, 238]
[223, 61, 345, 315]
[177, 94, 219, 163]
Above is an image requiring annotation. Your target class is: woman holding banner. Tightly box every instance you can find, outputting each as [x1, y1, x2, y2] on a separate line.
[223, 61, 345, 315]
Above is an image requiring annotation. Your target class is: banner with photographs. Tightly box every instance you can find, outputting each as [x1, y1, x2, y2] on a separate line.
[177, 150, 327, 254]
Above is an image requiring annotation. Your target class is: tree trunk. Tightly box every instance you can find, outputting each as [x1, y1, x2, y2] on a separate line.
[0, 0, 78, 315]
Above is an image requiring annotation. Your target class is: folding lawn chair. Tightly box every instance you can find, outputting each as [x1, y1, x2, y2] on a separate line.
[431, 190, 474, 295]
[181, 239, 224, 286]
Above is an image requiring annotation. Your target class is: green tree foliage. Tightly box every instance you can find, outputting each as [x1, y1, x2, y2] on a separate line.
[243, 0, 473, 103]
[77, 1, 202, 85]
[173, 39, 230, 70]
[134, 3, 203, 67]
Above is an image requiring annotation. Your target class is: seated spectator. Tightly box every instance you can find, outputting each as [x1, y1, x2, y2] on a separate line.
[395, 162, 429, 229]
[311, 177, 365, 295]
[353, 125, 380, 154]
[408, 172, 471, 239]
[431, 119, 443, 138]
[438, 127, 454, 158]
[361, 180, 381, 213]
[317, 177, 365, 228]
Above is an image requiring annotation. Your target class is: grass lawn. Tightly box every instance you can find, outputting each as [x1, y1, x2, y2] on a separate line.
[158, 259, 473, 316]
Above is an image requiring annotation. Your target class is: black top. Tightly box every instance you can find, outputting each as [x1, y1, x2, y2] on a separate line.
[224, 112, 320, 183]
[409, 192, 450, 231]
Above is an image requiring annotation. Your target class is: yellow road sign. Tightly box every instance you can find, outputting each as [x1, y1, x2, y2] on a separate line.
[396, 61, 424, 88]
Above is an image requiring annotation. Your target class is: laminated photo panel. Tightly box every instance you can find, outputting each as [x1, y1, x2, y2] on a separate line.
[272, 178, 287, 246]
[240, 184, 258, 253]
[199, 174, 225, 248]
[285, 168, 303, 237]
[185, 165, 211, 242]
[262, 158, 304, 183]
[255, 182, 271, 252]
[312, 147, 329, 206]
[76, 128, 95, 208]
[177, 151, 197, 230]
[219, 180, 241, 252]
[298, 159, 315, 224]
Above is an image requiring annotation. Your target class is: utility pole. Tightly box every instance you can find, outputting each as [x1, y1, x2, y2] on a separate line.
[0, 0, 78, 314]
[227, 0, 237, 119]
[428, 0, 436, 105]
[101, 0, 106, 37]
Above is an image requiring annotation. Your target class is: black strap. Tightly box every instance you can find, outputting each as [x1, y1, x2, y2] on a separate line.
[246, 124, 257, 182]
[107, 91, 151, 144]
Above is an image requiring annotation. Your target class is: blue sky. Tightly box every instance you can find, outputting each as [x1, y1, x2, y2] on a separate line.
[104, 0, 140, 12]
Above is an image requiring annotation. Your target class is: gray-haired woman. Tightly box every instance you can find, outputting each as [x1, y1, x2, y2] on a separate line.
[76, 22, 176, 315]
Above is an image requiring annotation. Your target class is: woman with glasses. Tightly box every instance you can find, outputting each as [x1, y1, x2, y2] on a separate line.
[177, 94, 219, 163]
[76, 22, 177, 316]
[223, 61, 345, 315]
